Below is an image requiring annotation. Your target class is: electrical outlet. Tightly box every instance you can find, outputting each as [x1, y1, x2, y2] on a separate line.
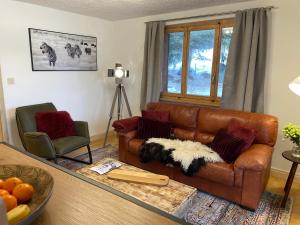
[7, 77, 15, 85]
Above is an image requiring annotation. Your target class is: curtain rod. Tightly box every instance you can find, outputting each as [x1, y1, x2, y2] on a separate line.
[145, 6, 276, 23]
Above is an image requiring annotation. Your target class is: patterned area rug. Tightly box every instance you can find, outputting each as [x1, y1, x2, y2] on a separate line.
[59, 146, 292, 225]
[185, 192, 292, 225]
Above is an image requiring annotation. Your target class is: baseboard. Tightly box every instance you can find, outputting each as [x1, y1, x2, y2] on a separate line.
[271, 167, 300, 183]
[90, 130, 116, 142]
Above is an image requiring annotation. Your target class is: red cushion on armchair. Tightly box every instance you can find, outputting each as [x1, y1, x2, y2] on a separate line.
[35, 111, 77, 139]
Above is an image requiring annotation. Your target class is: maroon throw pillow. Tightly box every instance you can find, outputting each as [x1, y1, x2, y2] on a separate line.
[142, 110, 170, 122]
[137, 117, 172, 139]
[35, 111, 77, 140]
[208, 129, 246, 163]
[112, 116, 140, 133]
[227, 119, 255, 152]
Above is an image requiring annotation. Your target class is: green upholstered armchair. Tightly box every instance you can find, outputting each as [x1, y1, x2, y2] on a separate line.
[15, 103, 93, 164]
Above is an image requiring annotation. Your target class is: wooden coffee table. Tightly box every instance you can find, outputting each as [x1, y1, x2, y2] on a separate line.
[77, 158, 197, 217]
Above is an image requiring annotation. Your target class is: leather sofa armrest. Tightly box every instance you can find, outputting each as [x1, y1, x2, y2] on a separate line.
[112, 116, 140, 133]
[74, 121, 90, 140]
[234, 144, 273, 209]
[234, 144, 273, 171]
[24, 132, 56, 159]
[118, 130, 138, 162]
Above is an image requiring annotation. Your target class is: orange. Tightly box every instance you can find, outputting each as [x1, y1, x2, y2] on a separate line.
[12, 183, 34, 203]
[0, 189, 9, 197]
[3, 177, 23, 193]
[2, 194, 17, 211]
[0, 179, 4, 189]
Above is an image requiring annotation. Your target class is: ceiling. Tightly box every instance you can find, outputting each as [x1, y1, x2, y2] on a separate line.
[15, 0, 252, 21]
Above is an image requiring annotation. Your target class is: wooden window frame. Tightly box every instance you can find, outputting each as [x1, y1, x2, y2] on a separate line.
[161, 18, 234, 107]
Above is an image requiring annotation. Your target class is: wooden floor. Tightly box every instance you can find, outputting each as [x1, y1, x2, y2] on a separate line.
[71, 133, 300, 225]
[266, 175, 300, 224]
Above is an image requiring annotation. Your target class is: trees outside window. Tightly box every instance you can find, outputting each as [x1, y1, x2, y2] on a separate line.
[162, 19, 234, 106]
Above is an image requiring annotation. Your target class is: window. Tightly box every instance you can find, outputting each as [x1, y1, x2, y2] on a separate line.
[162, 19, 234, 106]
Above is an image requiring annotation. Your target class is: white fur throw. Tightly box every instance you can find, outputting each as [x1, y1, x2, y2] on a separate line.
[146, 138, 223, 170]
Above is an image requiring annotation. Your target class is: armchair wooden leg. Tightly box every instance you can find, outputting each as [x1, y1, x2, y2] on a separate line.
[87, 145, 93, 164]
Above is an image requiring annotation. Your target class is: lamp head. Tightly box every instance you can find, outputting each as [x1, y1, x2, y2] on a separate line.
[114, 65, 125, 78]
[289, 76, 300, 96]
[107, 63, 129, 80]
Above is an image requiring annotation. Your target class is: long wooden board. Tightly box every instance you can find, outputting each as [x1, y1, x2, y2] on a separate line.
[108, 169, 169, 186]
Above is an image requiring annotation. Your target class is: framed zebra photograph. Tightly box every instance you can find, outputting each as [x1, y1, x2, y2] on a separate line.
[28, 28, 97, 71]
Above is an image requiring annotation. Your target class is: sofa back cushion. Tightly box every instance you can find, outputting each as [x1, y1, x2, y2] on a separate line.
[142, 110, 170, 122]
[173, 128, 195, 141]
[145, 102, 278, 147]
[196, 108, 278, 147]
[146, 102, 199, 131]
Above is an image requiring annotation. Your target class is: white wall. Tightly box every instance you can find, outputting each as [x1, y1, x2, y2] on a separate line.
[0, 0, 128, 146]
[112, 0, 300, 175]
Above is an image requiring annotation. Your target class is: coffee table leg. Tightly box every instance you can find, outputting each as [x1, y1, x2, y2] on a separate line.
[281, 162, 298, 208]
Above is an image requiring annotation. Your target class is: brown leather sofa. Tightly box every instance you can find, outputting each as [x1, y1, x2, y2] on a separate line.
[115, 102, 278, 210]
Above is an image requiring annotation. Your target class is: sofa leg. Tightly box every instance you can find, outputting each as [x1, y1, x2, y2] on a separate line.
[240, 205, 255, 212]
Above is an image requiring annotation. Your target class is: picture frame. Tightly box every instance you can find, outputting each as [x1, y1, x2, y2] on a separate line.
[28, 28, 97, 71]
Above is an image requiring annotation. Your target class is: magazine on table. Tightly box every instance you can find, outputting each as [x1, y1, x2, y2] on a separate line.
[90, 160, 122, 175]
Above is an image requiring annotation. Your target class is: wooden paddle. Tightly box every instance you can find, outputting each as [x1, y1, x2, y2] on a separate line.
[107, 169, 169, 186]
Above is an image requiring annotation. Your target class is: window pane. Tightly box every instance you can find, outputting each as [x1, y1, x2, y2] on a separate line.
[167, 32, 184, 94]
[187, 29, 215, 96]
[218, 27, 233, 97]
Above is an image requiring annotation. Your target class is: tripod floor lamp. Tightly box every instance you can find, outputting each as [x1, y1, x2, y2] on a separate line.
[103, 63, 132, 147]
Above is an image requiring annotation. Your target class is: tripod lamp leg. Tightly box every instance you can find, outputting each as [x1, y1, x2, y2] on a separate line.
[121, 85, 132, 117]
[103, 87, 118, 147]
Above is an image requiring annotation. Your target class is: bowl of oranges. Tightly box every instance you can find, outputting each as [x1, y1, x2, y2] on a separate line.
[0, 165, 53, 225]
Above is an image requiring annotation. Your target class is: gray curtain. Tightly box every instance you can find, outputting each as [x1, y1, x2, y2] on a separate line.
[140, 21, 165, 110]
[221, 8, 270, 113]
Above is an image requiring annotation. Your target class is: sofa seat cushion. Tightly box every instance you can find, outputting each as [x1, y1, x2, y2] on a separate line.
[196, 162, 234, 186]
[53, 136, 89, 155]
[128, 139, 145, 155]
